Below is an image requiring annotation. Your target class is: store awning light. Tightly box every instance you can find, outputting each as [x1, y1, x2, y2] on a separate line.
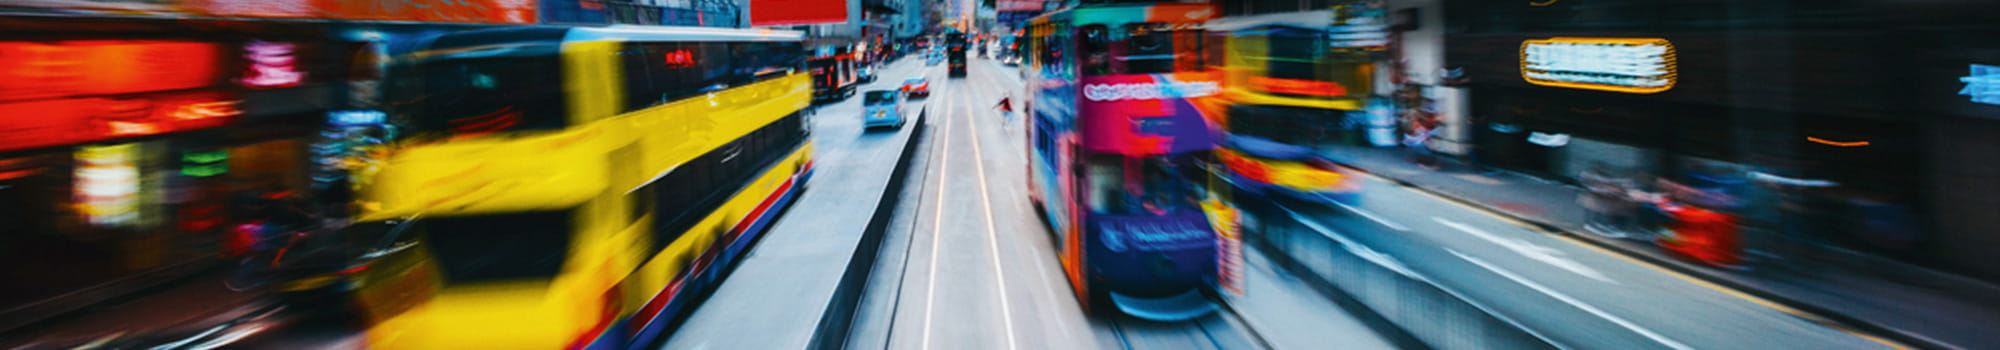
[1807, 136, 1870, 147]
[1521, 38, 1675, 94]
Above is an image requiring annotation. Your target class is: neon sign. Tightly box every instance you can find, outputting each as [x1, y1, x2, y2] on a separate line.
[1521, 38, 1675, 94]
[330, 110, 387, 126]
[1958, 64, 2000, 105]
[1249, 77, 1348, 97]
[240, 41, 305, 88]
[170, 100, 240, 121]
[662, 49, 696, 68]
[76, 144, 140, 227]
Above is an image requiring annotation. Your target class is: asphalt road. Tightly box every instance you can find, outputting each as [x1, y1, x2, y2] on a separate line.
[843, 57, 1396, 350]
[1269, 165, 1906, 349]
[661, 56, 928, 350]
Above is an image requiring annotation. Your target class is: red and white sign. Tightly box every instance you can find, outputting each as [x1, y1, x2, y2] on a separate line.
[190, 0, 537, 24]
[998, 0, 1041, 12]
[750, 0, 847, 26]
[240, 41, 305, 88]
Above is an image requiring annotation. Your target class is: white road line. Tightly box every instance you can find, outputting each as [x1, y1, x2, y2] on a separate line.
[918, 79, 955, 350]
[1447, 249, 1691, 350]
[1332, 201, 1410, 231]
[1434, 217, 1616, 284]
[973, 61, 1082, 343]
[963, 81, 1022, 350]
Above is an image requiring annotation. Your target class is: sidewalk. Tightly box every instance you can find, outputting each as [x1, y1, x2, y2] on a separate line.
[1320, 142, 2000, 349]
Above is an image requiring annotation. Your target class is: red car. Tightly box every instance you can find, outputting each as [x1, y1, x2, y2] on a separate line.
[901, 78, 930, 98]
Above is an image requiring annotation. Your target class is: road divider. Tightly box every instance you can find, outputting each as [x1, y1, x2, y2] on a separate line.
[807, 101, 932, 350]
[1244, 197, 1560, 350]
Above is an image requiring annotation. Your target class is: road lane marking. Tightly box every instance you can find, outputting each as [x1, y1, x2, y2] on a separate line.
[1273, 203, 1425, 281]
[1434, 217, 1616, 284]
[1448, 249, 1692, 350]
[918, 80, 957, 350]
[1332, 201, 1410, 231]
[1541, 233, 1912, 350]
[973, 62, 1089, 344]
[962, 82, 1022, 350]
[1345, 159, 1911, 349]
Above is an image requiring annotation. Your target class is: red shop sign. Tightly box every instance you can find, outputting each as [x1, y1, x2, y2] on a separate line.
[0, 91, 241, 153]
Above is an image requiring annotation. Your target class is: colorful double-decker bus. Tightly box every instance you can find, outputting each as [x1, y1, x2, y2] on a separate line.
[810, 47, 860, 101]
[1021, 2, 1238, 321]
[345, 26, 812, 349]
[1207, 8, 1386, 204]
[945, 32, 968, 77]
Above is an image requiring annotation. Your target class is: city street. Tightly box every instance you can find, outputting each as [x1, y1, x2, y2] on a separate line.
[7, 1, 1999, 348]
[1261, 158, 1905, 349]
[841, 58, 1402, 350]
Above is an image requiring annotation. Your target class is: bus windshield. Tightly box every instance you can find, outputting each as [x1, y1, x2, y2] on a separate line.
[413, 54, 568, 140]
[1085, 154, 1208, 216]
[1080, 22, 1207, 76]
[414, 210, 573, 284]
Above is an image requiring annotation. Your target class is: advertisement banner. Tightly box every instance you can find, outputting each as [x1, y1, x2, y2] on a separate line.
[998, 0, 1041, 12]
[189, 0, 538, 24]
[749, 0, 846, 26]
[1204, 199, 1244, 296]
[1077, 73, 1224, 155]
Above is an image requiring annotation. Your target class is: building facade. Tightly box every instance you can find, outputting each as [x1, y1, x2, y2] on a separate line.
[1443, 0, 2000, 282]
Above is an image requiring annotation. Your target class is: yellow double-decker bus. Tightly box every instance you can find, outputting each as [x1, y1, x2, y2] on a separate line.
[342, 26, 813, 349]
[1208, 9, 1386, 204]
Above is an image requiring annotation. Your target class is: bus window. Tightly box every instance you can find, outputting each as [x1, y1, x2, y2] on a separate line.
[1266, 29, 1323, 81]
[1084, 155, 1206, 216]
[417, 210, 573, 284]
[415, 54, 567, 139]
[1079, 24, 1110, 75]
[1123, 23, 1176, 74]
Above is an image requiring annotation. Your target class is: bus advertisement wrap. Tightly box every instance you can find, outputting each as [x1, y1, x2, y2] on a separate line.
[1078, 73, 1224, 155]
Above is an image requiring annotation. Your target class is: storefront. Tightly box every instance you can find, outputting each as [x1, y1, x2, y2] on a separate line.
[0, 18, 339, 330]
[1444, 0, 2000, 280]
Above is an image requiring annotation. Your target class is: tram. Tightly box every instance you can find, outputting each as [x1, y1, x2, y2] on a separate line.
[946, 32, 968, 77]
[346, 26, 813, 349]
[1020, 2, 1237, 321]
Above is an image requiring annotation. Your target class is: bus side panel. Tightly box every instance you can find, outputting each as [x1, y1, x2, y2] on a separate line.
[565, 40, 627, 123]
[618, 74, 811, 191]
[622, 142, 812, 349]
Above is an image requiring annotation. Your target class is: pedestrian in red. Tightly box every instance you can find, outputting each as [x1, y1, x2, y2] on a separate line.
[995, 95, 1016, 122]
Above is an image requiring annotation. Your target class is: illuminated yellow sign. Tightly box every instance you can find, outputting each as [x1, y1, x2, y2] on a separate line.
[1521, 37, 1676, 94]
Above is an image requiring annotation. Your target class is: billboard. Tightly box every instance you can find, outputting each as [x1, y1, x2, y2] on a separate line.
[195, 0, 539, 23]
[1520, 37, 1676, 94]
[4, 0, 539, 24]
[998, 0, 1041, 12]
[750, 0, 846, 26]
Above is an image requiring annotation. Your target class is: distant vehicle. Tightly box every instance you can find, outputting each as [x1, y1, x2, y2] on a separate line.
[1022, 2, 1229, 321]
[862, 90, 907, 129]
[812, 51, 860, 101]
[902, 77, 931, 98]
[927, 53, 943, 66]
[946, 32, 967, 77]
[859, 64, 878, 84]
